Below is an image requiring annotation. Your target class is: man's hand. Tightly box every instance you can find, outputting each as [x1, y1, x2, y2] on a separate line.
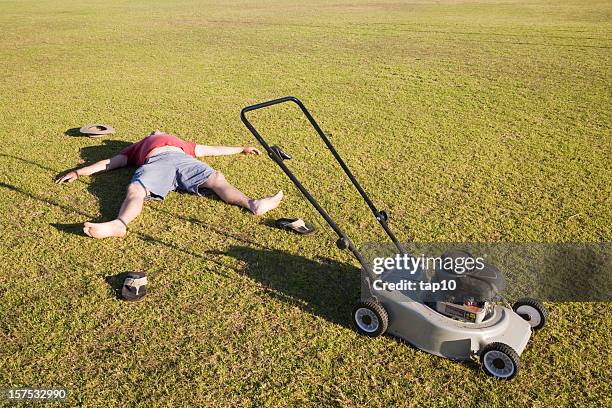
[56, 170, 79, 184]
[242, 147, 261, 155]
[55, 156, 127, 183]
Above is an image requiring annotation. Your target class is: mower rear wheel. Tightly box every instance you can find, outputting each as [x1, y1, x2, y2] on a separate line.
[480, 342, 520, 380]
[513, 298, 547, 330]
[352, 300, 388, 337]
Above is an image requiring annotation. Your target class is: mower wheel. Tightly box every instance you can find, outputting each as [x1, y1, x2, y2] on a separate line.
[352, 300, 388, 337]
[513, 298, 547, 330]
[480, 342, 520, 380]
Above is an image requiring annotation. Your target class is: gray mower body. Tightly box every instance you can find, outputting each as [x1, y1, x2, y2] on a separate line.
[363, 266, 532, 360]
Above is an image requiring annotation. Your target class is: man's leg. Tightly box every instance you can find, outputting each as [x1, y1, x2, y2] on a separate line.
[83, 182, 147, 239]
[201, 171, 283, 215]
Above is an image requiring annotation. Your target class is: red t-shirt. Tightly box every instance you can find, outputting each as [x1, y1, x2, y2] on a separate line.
[119, 133, 197, 166]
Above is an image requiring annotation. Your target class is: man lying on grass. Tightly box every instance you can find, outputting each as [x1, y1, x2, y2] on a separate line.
[56, 131, 283, 239]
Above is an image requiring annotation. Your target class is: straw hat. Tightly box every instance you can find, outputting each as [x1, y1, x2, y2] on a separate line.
[79, 124, 116, 136]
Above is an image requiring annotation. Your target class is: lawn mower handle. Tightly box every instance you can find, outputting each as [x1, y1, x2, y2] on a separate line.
[240, 96, 406, 261]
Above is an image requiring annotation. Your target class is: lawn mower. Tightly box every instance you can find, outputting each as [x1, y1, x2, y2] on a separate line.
[240, 96, 547, 380]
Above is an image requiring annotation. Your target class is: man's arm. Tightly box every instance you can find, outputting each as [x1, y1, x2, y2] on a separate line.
[55, 154, 128, 184]
[195, 145, 261, 157]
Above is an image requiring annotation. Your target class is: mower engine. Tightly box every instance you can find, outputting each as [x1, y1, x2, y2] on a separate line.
[428, 250, 504, 324]
[435, 300, 494, 324]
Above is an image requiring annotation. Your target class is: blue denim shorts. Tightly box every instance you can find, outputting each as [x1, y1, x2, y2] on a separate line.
[130, 151, 215, 200]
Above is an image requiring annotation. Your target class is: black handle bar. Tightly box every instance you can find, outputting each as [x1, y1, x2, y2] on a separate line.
[240, 96, 406, 261]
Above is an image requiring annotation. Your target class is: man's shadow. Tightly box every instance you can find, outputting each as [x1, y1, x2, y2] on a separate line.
[78, 140, 133, 221]
[220, 245, 360, 327]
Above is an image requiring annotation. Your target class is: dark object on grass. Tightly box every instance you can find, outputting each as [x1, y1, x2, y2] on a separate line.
[121, 272, 147, 302]
[275, 218, 316, 235]
[79, 124, 116, 137]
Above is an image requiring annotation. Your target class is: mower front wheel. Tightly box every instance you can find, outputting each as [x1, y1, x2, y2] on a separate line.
[352, 300, 388, 337]
[480, 342, 520, 380]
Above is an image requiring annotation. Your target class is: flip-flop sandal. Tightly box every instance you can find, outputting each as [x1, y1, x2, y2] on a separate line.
[275, 218, 316, 235]
[121, 272, 148, 302]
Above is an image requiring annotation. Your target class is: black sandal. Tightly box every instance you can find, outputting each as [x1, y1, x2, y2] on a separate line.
[121, 272, 148, 302]
[275, 218, 316, 235]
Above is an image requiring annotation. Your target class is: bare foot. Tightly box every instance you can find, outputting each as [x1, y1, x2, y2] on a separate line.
[249, 191, 284, 216]
[83, 220, 127, 239]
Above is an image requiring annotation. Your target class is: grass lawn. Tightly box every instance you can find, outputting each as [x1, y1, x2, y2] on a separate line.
[0, 0, 610, 406]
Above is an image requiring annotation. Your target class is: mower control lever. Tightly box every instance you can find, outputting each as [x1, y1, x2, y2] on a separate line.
[270, 145, 292, 161]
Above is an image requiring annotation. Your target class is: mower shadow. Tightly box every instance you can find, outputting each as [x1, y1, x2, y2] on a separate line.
[220, 245, 491, 375]
[221, 245, 360, 328]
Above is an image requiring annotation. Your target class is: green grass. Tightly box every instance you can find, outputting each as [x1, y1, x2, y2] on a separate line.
[0, 0, 610, 406]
